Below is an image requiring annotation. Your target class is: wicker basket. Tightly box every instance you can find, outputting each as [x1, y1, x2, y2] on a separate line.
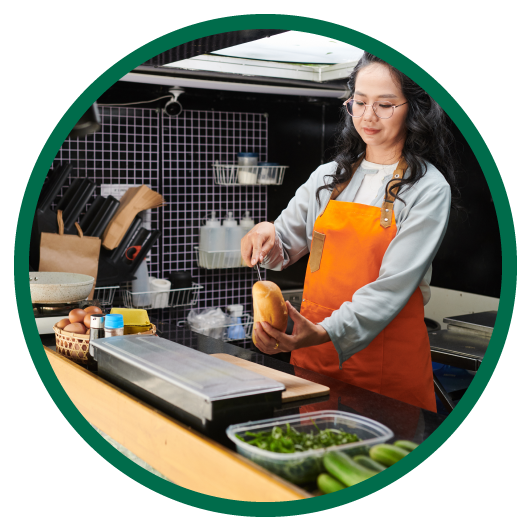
[53, 326, 92, 365]
[53, 324, 157, 366]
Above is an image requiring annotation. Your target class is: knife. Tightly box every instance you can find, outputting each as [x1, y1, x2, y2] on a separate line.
[79, 195, 105, 232]
[85, 195, 120, 237]
[38, 163, 73, 211]
[255, 264, 262, 281]
[62, 178, 97, 230]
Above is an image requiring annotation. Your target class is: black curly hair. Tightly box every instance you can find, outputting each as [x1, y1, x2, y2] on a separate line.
[317, 52, 460, 208]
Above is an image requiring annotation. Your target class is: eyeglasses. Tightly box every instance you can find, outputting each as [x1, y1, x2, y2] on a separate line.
[344, 98, 408, 119]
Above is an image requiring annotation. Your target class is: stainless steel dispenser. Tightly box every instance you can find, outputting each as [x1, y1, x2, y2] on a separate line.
[91, 335, 285, 438]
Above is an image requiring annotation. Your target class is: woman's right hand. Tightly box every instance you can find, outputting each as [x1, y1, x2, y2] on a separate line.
[241, 222, 276, 267]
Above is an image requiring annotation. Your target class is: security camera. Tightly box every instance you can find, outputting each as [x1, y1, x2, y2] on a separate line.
[164, 87, 184, 117]
[164, 100, 182, 116]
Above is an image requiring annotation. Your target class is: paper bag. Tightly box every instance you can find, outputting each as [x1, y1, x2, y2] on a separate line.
[39, 210, 101, 299]
[102, 185, 164, 250]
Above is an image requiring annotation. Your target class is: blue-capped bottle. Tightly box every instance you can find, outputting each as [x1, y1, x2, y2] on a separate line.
[227, 304, 246, 340]
[104, 313, 124, 337]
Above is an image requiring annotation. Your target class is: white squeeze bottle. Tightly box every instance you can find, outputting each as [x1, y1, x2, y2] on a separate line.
[223, 212, 240, 267]
[240, 211, 255, 266]
[199, 211, 225, 268]
[240, 210, 255, 236]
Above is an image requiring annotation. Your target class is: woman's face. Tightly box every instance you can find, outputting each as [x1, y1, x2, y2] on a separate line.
[351, 64, 408, 154]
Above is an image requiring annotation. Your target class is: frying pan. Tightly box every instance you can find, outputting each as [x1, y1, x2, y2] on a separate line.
[29, 272, 95, 304]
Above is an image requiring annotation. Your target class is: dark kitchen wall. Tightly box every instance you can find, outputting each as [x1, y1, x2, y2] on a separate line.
[430, 123, 502, 298]
[98, 81, 502, 298]
[98, 82, 338, 291]
[47, 101, 269, 350]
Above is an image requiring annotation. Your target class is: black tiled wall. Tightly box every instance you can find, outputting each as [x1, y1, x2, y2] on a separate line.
[51, 106, 269, 347]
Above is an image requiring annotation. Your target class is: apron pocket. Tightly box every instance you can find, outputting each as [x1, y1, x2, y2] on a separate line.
[309, 231, 326, 273]
[301, 298, 335, 322]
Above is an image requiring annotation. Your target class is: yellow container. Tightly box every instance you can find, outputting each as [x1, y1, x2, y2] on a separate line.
[110, 307, 150, 326]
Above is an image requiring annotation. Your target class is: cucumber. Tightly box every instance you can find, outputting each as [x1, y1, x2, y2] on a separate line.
[394, 440, 419, 452]
[369, 444, 409, 466]
[323, 451, 378, 487]
[317, 473, 346, 494]
[353, 455, 387, 472]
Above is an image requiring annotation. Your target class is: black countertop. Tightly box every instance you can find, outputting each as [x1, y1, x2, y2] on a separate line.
[42, 322, 447, 444]
[156, 324, 447, 444]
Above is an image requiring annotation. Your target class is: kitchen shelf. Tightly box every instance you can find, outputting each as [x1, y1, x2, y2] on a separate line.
[178, 313, 253, 342]
[195, 246, 249, 269]
[121, 283, 203, 310]
[213, 163, 287, 186]
[94, 285, 119, 308]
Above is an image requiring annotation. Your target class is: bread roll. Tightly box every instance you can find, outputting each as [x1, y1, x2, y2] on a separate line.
[252, 281, 288, 346]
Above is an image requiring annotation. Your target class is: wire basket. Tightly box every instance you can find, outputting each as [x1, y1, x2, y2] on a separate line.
[195, 247, 249, 269]
[93, 285, 119, 308]
[121, 283, 203, 310]
[178, 313, 253, 342]
[213, 163, 287, 186]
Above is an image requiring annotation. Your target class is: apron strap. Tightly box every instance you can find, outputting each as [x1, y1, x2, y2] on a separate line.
[320, 155, 365, 217]
[380, 157, 408, 228]
[320, 155, 409, 224]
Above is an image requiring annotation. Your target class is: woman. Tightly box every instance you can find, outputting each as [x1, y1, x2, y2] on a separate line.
[241, 52, 458, 412]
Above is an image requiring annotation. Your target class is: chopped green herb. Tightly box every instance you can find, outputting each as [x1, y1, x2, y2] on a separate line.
[236, 421, 360, 453]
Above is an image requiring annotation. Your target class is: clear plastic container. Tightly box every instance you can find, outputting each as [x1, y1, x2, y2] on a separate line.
[226, 410, 393, 485]
[237, 152, 259, 166]
[258, 162, 279, 184]
[238, 167, 258, 184]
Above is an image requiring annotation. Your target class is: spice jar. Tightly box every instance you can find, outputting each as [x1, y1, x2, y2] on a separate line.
[104, 314, 124, 337]
[89, 314, 105, 361]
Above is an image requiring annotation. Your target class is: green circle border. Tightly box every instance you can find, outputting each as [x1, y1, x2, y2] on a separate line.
[15, 15, 516, 516]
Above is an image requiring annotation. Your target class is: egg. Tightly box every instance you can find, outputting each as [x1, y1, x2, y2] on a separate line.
[69, 308, 87, 323]
[55, 318, 71, 329]
[64, 322, 87, 335]
[83, 312, 92, 329]
[84, 306, 102, 315]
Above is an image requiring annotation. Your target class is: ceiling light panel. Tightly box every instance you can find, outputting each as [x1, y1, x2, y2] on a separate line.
[209, 30, 364, 64]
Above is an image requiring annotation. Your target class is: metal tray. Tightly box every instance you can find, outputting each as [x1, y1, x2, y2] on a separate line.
[443, 311, 496, 336]
[91, 335, 285, 438]
[429, 329, 489, 370]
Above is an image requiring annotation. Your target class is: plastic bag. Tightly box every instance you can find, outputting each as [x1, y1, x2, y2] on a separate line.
[187, 308, 229, 340]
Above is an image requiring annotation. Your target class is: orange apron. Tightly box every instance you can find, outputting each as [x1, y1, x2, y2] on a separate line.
[291, 157, 436, 412]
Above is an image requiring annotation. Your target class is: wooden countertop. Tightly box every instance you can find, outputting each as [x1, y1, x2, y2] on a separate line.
[44, 345, 311, 502]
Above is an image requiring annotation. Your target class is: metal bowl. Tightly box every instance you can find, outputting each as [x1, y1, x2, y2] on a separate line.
[29, 272, 94, 304]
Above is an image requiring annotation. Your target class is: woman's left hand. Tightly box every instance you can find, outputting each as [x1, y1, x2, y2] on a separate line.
[253, 301, 331, 354]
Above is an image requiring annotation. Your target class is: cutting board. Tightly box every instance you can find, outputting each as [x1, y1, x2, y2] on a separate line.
[212, 354, 330, 403]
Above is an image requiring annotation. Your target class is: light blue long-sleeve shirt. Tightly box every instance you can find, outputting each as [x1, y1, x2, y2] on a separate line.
[261, 160, 451, 365]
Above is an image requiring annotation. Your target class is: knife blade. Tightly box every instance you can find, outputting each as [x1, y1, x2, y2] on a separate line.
[255, 264, 262, 282]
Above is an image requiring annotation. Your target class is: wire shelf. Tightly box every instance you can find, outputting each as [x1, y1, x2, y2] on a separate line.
[121, 282, 203, 310]
[178, 313, 253, 342]
[213, 163, 287, 186]
[195, 247, 249, 269]
[94, 286, 119, 308]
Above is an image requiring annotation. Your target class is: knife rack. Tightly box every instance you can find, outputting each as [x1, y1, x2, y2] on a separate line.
[30, 163, 161, 287]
